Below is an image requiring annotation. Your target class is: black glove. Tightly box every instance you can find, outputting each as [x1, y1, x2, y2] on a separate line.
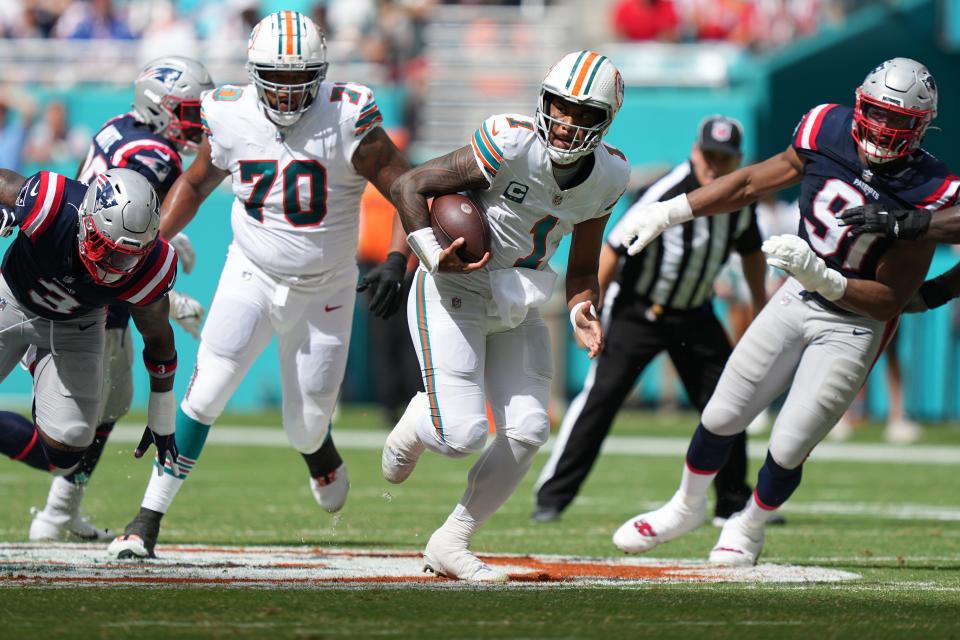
[839, 204, 931, 240]
[357, 251, 407, 318]
[134, 427, 180, 477]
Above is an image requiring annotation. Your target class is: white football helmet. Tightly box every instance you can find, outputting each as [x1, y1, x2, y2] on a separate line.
[536, 50, 624, 165]
[78, 168, 160, 286]
[853, 57, 937, 164]
[133, 56, 214, 154]
[246, 10, 328, 127]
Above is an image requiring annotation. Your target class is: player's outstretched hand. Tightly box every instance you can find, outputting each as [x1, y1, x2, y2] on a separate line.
[762, 234, 847, 301]
[168, 290, 205, 338]
[621, 194, 693, 256]
[134, 427, 180, 477]
[356, 251, 407, 318]
[438, 237, 491, 274]
[573, 302, 603, 359]
[838, 204, 930, 239]
[0, 206, 14, 238]
[168, 233, 196, 274]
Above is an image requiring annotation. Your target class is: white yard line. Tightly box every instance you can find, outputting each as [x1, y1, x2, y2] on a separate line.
[112, 424, 960, 465]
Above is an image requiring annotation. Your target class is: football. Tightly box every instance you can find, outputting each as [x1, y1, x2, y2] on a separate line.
[430, 194, 491, 263]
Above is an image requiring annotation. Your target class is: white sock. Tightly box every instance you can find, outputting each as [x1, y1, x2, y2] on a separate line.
[443, 434, 540, 540]
[739, 494, 779, 529]
[141, 467, 185, 514]
[678, 462, 716, 505]
[41, 476, 82, 520]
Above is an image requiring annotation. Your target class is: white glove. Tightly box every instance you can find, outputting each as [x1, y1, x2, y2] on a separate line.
[168, 232, 196, 274]
[621, 194, 694, 256]
[0, 206, 15, 238]
[762, 234, 847, 301]
[168, 290, 205, 338]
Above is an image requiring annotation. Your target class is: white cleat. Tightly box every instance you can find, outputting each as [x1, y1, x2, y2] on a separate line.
[422, 528, 508, 583]
[107, 534, 152, 560]
[885, 419, 923, 445]
[612, 491, 707, 553]
[310, 463, 349, 513]
[29, 505, 112, 542]
[382, 392, 428, 484]
[709, 512, 765, 567]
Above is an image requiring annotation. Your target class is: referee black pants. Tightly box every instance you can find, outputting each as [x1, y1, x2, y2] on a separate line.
[534, 299, 751, 516]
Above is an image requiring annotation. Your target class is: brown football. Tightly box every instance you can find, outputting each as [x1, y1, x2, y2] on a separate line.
[429, 194, 491, 263]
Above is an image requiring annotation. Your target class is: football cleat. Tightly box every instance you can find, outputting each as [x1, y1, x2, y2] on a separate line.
[884, 419, 923, 445]
[382, 392, 428, 484]
[612, 491, 707, 553]
[108, 507, 163, 559]
[422, 528, 508, 583]
[29, 506, 112, 542]
[310, 463, 349, 513]
[709, 512, 765, 567]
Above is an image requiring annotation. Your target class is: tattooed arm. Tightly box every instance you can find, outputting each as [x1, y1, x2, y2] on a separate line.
[390, 145, 492, 273]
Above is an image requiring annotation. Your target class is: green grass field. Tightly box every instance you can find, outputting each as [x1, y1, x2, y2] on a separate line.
[2, 407, 960, 639]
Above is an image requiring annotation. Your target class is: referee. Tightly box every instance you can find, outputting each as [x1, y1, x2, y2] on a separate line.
[533, 116, 771, 525]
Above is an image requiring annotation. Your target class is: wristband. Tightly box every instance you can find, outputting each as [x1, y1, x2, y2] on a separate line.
[143, 351, 177, 379]
[919, 275, 954, 310]
[569, 301, 595, 330]
[147, 390, 176, 436]
[407, 227, 443, 275]
[665, 194, 694, 225]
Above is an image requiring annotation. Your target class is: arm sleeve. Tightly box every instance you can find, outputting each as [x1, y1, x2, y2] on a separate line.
[733, 205, 762, 254]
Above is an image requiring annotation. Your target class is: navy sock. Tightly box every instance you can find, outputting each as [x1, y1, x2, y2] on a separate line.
[755, 451, 803, 508]
[685, 423, 737, 473]
[0, 411, 49, 471]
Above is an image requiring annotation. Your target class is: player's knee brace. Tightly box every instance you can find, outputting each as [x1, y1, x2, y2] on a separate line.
[755, 451, 803, 509]
[685, 423, 737, 473]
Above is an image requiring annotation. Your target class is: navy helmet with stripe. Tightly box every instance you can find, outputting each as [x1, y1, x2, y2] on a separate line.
[246, 10, 328, 127]
[536, 50, 625, 165]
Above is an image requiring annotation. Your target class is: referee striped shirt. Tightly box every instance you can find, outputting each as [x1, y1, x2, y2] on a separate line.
[606, 160, 761, 310]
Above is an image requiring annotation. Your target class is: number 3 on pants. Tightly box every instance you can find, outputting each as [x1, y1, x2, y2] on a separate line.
[239, 159, 328, 227]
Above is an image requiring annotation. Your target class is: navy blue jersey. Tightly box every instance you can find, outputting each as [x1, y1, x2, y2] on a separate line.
[76, 112, 182, 329]
[1, 171, 178, 321]
[791, 104, 959, 282]
[76, 113, 182, 194]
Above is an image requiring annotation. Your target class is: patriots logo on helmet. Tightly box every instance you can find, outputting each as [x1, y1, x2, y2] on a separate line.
[94, 174, 119, 213]
[142, 66, 183, 92]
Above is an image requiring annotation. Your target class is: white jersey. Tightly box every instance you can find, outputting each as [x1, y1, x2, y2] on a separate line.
[201, 81, 383, 278]
[459, 113, 629, 294]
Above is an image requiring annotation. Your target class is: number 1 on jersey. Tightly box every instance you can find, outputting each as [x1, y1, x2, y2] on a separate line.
[514, 215, 559, 269]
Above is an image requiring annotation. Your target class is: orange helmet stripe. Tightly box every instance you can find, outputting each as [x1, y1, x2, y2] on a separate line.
[285, 11, 294, 55]
[571, 51, 599, 96]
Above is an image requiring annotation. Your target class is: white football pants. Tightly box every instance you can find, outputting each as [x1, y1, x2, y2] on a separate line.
[701, 278, 896, 468]
[407, 268, 553, 454]
[182, 244, 357, 453]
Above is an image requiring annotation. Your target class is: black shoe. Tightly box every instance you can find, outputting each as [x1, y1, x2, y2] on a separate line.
[108, 507, 163, 559]
[530, 505, 562, 523]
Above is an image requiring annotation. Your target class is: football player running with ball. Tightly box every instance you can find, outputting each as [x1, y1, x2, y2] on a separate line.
[26, 56, 213, 542]
[109, 11, 412, 559]
[384, 51, 629, 582]
[611, 58, 955, 565]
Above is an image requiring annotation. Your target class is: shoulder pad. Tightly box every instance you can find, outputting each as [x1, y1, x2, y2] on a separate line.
[17, 171, 69, 242]
[792, 103, 843, 152]
[470, 114, 534, 183]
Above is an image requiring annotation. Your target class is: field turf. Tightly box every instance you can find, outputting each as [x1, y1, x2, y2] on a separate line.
[1, 406, 959, 639]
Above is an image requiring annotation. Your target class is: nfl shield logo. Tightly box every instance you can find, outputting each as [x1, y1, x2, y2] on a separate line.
[711, 121, 732, 142]
[552, 194, 563, 206]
